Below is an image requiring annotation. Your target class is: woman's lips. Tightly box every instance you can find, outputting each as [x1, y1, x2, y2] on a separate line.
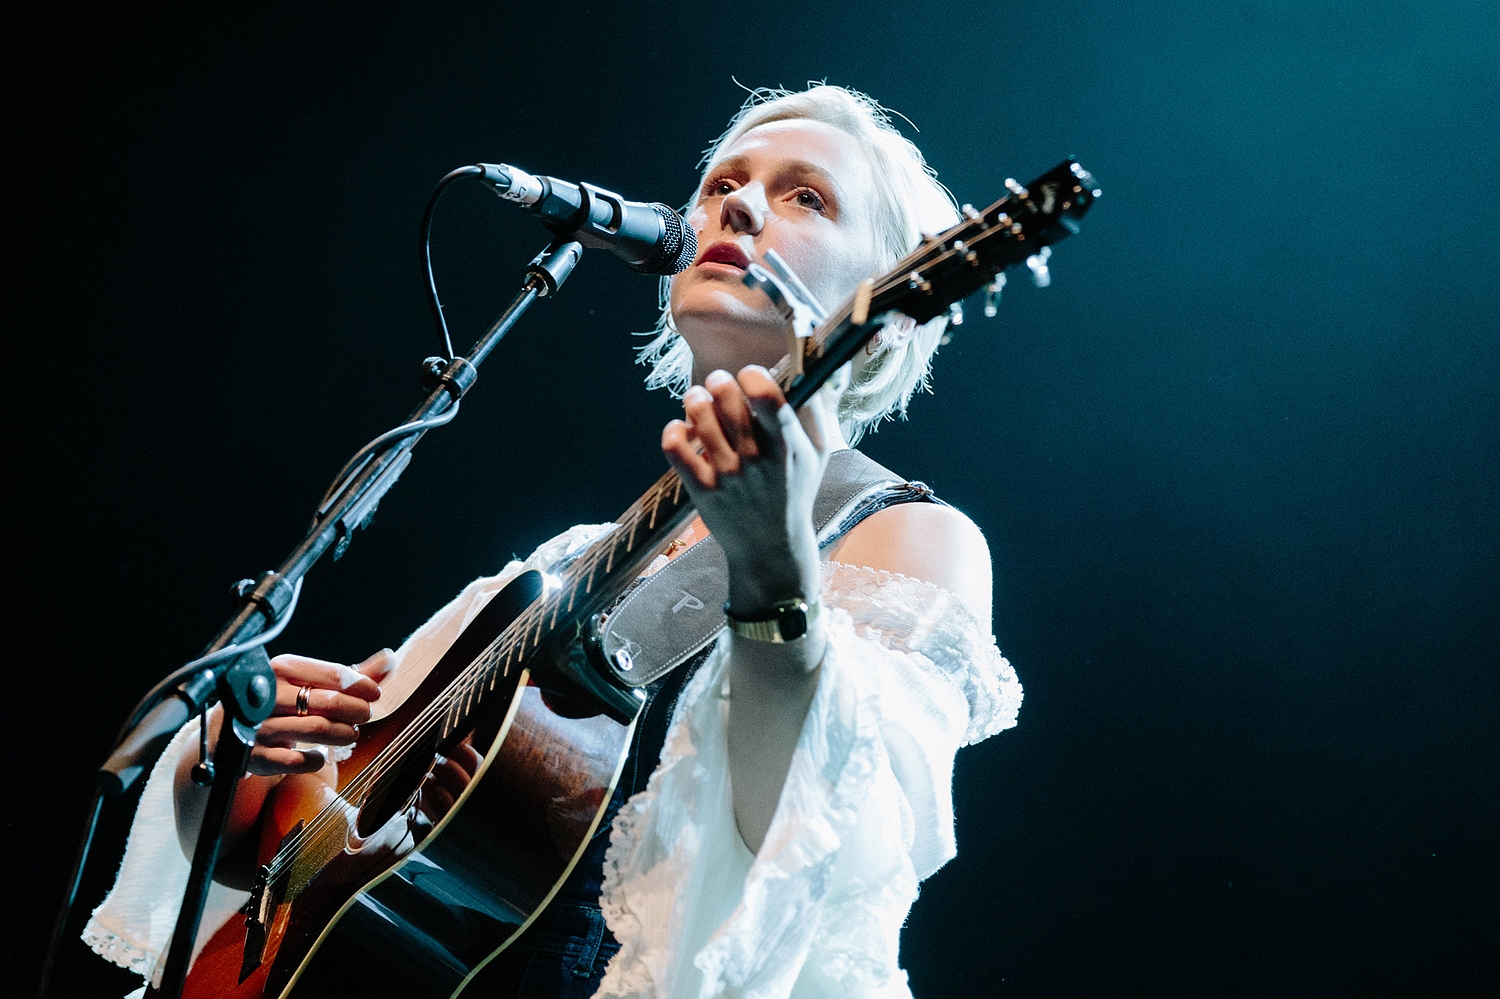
[698, 242, 751, 269]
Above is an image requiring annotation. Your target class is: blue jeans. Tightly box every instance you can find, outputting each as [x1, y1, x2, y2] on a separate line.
[470, 904, 618, 998]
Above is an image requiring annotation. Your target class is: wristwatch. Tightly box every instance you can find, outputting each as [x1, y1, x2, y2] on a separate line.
[723, 597, 821, 643]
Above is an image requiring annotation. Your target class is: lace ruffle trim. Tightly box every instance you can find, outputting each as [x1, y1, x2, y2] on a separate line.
[823, 561, 1022, 744]
[82, 917, 155, 977]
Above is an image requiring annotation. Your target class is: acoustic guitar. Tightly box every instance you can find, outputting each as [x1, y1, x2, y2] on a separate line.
[177, 160, 1098, 998]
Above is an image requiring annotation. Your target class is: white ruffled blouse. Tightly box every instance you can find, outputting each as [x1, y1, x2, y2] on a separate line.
[85, 524, 1022, 998]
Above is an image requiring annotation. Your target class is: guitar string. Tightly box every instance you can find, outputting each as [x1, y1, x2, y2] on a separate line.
[261, 195, 1050, 877]
[273, 469, 701, 876]
[264, 473, 691, 878]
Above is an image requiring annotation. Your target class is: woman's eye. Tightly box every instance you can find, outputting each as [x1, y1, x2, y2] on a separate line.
[706, 179, 735, 197]
[794, 188, 826, 211]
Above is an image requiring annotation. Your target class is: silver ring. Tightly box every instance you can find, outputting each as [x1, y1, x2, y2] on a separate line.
[296, 685, 313, 717]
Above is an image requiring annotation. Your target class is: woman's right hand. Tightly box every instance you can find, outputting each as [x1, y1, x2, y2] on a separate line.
[174, 648, 395, 883]
[246, 650, 394, 775]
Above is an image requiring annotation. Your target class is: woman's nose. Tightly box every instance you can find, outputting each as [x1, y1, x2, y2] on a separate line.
[720, 183, 766, 234]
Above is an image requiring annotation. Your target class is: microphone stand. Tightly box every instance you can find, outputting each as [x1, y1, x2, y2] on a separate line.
[95, 238, 582, 999]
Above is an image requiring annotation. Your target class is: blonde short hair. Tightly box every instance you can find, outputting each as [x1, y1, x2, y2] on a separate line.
[636, 84, 961, 444]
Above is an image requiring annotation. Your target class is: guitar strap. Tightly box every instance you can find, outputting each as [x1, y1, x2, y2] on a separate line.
[600, 449, 944, 687]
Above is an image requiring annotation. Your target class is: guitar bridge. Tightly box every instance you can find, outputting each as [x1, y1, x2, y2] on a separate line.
[239, 865, 274, 983]
[239, 819, 302, 983]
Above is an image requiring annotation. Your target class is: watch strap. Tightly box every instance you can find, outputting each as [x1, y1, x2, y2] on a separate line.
[724, 597, 820, 643]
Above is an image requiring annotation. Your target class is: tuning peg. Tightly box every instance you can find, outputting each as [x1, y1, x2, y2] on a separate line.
[983, 273, 1006, 317]
[939, 302, 963, 345]
[1026, 246, 1053, 288]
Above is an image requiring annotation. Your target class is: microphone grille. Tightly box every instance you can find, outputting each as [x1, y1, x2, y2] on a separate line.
[632, 204, 698, 275]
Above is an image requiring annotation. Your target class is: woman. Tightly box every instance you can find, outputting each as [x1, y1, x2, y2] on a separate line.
[86, 84, 1022, 998]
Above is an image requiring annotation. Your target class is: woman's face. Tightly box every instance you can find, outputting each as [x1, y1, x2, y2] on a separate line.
[669, 119, 885, 381]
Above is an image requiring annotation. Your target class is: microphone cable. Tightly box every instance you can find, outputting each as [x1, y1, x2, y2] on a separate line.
[420, 165, 485, 362]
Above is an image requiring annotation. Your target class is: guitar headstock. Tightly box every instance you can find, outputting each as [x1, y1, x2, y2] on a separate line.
[866, 159, 1098, 325]
[765, 159, 1099, 407]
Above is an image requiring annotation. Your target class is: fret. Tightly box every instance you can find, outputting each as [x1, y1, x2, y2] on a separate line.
[645, 488, 661, 529]
[448, 692, 463, 736]
[528, 603, 546, 651]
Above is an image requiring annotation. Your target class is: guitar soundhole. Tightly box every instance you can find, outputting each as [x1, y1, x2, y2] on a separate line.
[355, 752, 432, 838]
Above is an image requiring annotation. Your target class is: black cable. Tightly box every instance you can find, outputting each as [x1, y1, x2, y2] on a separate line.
[105, 162, 484, 748]
[316, 404, 461, 511]
[421, 165, 484, 360]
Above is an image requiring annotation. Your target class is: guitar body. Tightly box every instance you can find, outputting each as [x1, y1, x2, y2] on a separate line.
[182, 570, 639, 999]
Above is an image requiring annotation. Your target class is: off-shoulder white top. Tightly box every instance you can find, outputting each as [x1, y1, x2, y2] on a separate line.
[86, 524, 1022, 998]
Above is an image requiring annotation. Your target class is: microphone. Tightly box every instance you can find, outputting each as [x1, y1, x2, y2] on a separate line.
[478, 163, 696, 275]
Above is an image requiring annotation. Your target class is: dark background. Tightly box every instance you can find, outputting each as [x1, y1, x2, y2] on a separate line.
[7, 1, 1497, 996]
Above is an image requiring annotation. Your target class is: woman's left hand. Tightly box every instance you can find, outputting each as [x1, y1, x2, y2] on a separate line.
[661, 365, 837, 617]
[663, 365, 840, 852]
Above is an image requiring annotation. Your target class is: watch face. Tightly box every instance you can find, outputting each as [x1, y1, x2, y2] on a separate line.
[776, 602, 810, 641]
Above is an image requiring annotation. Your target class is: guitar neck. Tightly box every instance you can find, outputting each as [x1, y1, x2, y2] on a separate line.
[556, 470, 699, 620]
[488, 469, 698, 672]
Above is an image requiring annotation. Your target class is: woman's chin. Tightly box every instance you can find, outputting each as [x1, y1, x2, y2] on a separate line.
[672, 283, 770, 324]
[676, 309, 789, 369]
